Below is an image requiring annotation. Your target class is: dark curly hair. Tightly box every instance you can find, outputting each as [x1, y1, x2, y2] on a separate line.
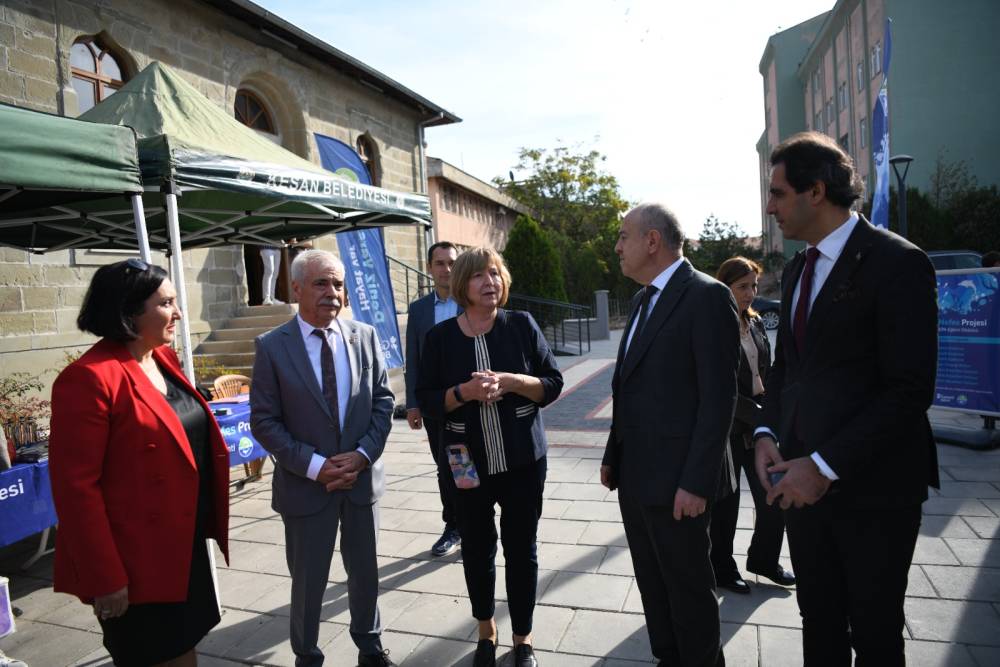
[770, 132, 863, 208]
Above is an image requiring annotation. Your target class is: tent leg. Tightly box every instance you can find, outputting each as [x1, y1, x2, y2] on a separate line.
[164, 190, 196, 385]
[131, 194, 152, 262]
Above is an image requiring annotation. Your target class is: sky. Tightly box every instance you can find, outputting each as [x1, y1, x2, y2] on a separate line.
[254, 0, 833, 238]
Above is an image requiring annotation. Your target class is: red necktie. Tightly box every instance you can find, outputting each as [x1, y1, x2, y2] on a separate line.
[793, 247, 820, 354]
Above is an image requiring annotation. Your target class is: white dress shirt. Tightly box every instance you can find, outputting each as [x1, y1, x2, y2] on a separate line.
[295, 314, 367, 481]
[624, 256, 685, 353]
[755, 213, 859, 481]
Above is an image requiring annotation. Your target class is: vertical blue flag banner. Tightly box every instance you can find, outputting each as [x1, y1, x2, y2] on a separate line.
[870, 18, 892, 229]
[933, 269, 1000, 416]
[313, 133, 404, 368]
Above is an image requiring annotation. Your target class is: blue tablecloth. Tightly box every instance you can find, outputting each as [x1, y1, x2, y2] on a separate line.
[210, 398, 268, 466]
[0, 461, 58, 548]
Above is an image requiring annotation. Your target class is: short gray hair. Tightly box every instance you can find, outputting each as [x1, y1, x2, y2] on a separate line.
[629, 202, 685, 251]
[290, 249, 345, 283]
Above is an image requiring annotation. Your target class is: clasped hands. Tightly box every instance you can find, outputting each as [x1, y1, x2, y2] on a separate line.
[754, 436, 832, 509]
[317, 450, 367, 492]
[463, 370, 522, 404]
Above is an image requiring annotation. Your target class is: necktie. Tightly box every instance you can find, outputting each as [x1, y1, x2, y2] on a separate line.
[627, 284, 659, 354]
[312, 328, 342, 446]
[793, 247, 821, 354]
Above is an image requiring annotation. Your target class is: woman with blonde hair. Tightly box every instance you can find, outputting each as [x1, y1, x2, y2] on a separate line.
[416, 247, 563, 667]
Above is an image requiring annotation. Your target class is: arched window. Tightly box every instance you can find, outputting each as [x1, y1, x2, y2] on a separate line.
[356, 134, 380, 186]
[70, 37, 128, 114]
[234, 89, 276, 135]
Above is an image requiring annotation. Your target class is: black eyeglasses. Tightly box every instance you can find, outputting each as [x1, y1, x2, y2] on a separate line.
[124, 258, 150, 273]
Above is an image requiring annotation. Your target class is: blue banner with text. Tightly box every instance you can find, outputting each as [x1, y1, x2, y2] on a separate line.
[314, 133, 403, 368]
[933, 269, 1000, 416]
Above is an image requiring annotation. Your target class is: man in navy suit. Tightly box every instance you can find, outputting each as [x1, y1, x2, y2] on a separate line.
[755, 132, 939, 665]
[404, 241, 463, 556]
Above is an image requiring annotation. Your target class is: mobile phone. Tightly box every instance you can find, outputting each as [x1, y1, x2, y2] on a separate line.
[447, 444, 480, 489]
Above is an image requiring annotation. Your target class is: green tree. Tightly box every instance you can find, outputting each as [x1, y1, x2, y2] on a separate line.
[951, 184, 1000, 252]
[686, 215, 762, 278]
[502, 215, 567, 301]
[496, 144, 630, 302]
[861, 155, 1000, 253]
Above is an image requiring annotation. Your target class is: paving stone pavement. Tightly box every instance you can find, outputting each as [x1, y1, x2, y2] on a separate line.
[2, 332, 999, 666]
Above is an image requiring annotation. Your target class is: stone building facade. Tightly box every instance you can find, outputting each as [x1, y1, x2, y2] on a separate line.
[426, 157, 530, 252]
[0, 0, 457, 381]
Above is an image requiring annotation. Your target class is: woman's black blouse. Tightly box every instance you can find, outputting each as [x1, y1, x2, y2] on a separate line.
[416, 309, 563, 476]
[161, 369, 214, 525]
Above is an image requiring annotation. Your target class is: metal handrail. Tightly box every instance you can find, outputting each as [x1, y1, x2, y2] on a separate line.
[507, 292, 592, 356]
[387, 255, 432, 312]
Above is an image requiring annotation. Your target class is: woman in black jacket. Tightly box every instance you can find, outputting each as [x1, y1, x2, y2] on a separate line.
[710, 256, 795, 594]
[417, 247, 562, 667]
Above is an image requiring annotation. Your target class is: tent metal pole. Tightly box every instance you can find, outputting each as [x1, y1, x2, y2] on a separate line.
[131, 194, 152, 262]
[163, 184, 195, 385]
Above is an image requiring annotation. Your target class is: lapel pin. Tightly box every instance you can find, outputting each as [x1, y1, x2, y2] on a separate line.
[349, 335, 359, 345]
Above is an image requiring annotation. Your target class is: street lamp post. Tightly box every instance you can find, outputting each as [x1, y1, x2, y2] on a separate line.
[889, 154, 914, 239]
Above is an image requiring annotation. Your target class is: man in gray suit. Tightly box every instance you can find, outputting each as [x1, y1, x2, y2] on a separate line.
[403, 240, 462, 557]
[251, 249, 395, 667]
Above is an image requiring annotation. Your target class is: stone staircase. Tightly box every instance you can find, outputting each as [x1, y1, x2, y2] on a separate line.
[195, 303, 295, 378]
[195, 303, 408, 405]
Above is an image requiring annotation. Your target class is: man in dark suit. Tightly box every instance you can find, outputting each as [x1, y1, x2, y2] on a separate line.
[601, 202, 740, 667]
[251, 250, 395, 667]
[754, 132, 939, 666]
[404, 240, 462, 556]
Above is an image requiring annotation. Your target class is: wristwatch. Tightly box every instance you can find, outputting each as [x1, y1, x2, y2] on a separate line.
[452, 384, 467, 404]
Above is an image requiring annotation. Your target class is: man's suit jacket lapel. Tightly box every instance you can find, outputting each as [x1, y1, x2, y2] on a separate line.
[415, 294, 435, 341]
[781, 250, 805, 366]
[337, 319, 361, 415]
[804, 217, 874, 350]
[280, 318, 333, 421]
[619, 260, 694, 383]
[612, 291, 641, 391]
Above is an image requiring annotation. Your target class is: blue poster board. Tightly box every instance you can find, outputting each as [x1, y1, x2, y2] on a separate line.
[0, 461, 58, 548]
[933, 268, 1000, 417]
[211, 400, 269, 466]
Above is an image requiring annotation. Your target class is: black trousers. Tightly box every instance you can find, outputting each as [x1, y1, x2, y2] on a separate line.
[710, 440, 786, 578]
[424, 416, 456, 528]
[453, 456, 546, 636]
[784, 499, 921, 667]
[618, 488, 725, 667]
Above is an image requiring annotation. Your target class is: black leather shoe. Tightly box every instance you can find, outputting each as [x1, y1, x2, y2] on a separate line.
[748, 563, 796, 586]
[716, 575, 751, 595]
[473, 639, 497, 667]
[357, 649, 396, 666]
[513, 643, 539, 667]
[431, 527, 461, 557]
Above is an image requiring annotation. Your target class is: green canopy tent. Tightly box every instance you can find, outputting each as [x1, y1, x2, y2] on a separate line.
[77, 62, 431, 250]
[0, 103, 151, 257]
[74, 62, 431, 380]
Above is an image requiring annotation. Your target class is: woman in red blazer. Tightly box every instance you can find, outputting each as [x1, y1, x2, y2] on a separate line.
[49, 259, 230, 667]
